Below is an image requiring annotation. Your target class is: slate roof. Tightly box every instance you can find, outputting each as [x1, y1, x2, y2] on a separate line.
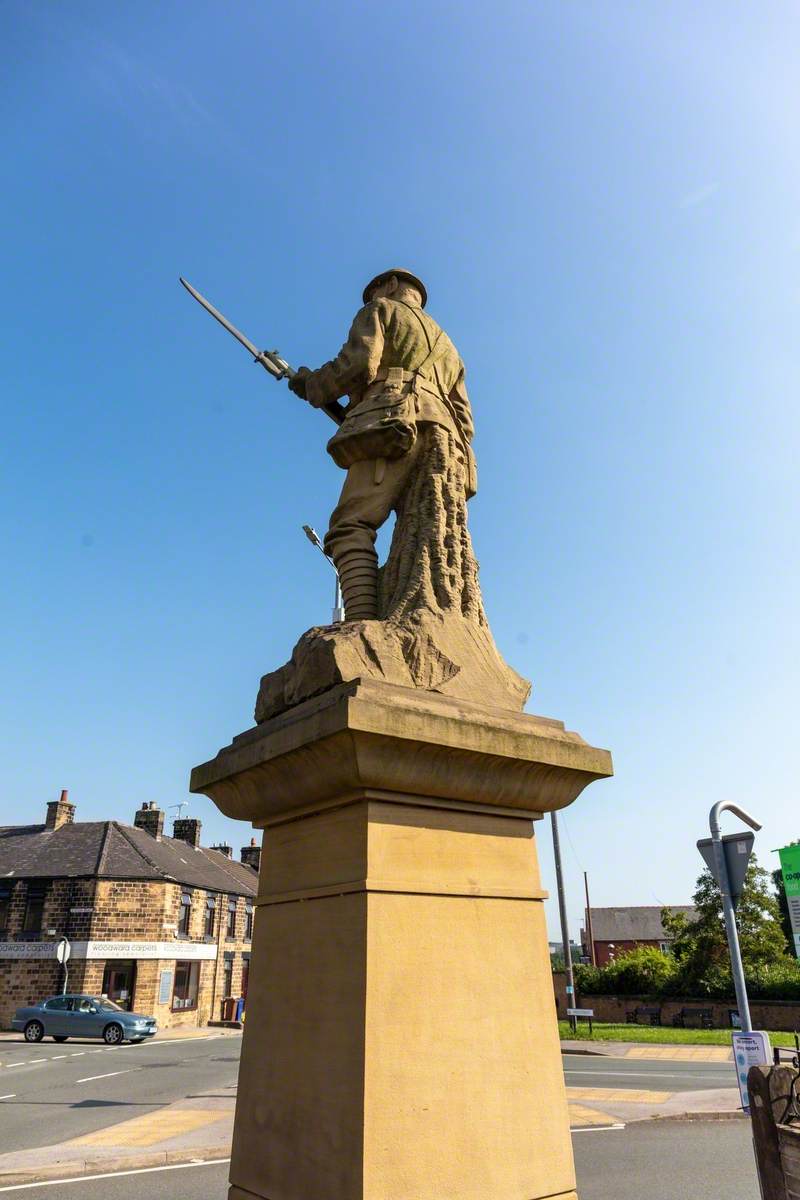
[586, 906, 697, 942]
[0, 821, 257, 896]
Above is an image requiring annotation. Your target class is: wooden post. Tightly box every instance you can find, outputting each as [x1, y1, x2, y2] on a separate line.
[749, 1065, 790, 1200]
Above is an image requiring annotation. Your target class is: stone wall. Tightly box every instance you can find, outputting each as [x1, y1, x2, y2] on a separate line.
[577, 990, 800, 1032]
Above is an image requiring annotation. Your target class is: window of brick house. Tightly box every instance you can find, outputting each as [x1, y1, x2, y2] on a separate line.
[222, 953, 234, 998]
[241, 954, 250, 1000]
[172, 960, 200, 1010]
[22, 881, 47, 937]
[204, 894, 217, 939]
[244, 900, 253, 941]
[177, 891, 192, 937]
[0, 882, 12, 936]
[226, 897, 237, 939]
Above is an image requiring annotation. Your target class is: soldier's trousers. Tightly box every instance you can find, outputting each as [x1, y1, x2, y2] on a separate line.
[324, 437, 423, 620]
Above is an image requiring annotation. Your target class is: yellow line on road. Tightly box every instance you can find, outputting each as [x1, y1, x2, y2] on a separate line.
[625, 1046, 731, 1062]
[568, 1102, 619, 1127]
[70, 1109, 224, 1148]
[567, 1086, 671, 1104]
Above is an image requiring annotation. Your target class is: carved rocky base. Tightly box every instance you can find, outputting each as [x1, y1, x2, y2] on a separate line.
[255, 610, 530, 723]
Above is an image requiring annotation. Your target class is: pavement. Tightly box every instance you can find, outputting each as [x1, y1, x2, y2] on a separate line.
[0, 1033, 745, 1186]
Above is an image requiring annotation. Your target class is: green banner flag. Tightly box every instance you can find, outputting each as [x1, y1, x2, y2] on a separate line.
[778, 844, 800, 958]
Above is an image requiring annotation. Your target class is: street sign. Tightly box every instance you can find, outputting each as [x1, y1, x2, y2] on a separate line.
[697, 832, 754, 907]
[778, 844, 800, 958]
[732, 1030, 771, 1111]
[566, 1008, 594, 1018]
[55, 937, 71, 964]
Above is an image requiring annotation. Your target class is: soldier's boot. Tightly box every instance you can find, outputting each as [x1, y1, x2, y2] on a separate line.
[335, 548, 379, 620]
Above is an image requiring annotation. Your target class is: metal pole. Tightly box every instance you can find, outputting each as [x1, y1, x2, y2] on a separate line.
[550, 812, 577, 1034]
[709, 802, 761, 1035]
[584, 871, 596, 966]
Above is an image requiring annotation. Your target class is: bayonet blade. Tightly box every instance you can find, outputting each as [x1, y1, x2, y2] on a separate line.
[179, 277, 282, 377]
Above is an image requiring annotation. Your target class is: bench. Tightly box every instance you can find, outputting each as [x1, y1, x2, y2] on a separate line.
[625, 1005, 662, 1026]
[671, 1006, 714, 1029]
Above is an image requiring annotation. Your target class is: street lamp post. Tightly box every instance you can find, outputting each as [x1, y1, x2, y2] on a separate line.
[708, 801, 761, 1034]
[302, 525, 344, 624]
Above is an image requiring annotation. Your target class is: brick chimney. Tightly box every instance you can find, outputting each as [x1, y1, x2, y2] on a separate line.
[134, 801, 164, 840]
[211, 842, 233, 859]
[240, 837, 261, 873]
[45, 789, 75, 831]
[172, 817, 202, 848]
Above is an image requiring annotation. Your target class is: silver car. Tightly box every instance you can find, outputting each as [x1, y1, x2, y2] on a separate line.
[11, 994, 157, 1045]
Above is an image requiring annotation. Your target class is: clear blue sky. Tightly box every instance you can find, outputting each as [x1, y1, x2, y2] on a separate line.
[2, 2, 798, 939]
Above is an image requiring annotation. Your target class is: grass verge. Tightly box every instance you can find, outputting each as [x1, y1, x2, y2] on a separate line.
[558, 1020, 798, 1047]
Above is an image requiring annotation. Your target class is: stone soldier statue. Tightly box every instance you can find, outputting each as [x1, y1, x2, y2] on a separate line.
[288, 269, 477, 622]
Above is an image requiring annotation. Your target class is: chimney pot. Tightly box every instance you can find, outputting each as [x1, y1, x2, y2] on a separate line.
[46, 791, 76, 831]
[240, 838, 262, 872]
[134, 802, 165, 840]
[211, 842, 233, 859]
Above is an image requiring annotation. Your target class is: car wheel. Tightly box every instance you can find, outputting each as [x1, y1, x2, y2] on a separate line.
[103, 1022, 123, 1045]
[53, 1036, 69, 1043]
[24, 1021, 44, 1043]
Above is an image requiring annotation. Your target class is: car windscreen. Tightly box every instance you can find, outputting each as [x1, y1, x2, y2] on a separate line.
[93, 997, 124, 1011]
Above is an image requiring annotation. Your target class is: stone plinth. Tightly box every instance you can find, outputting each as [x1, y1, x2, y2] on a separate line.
[191, 679, 612, 1200]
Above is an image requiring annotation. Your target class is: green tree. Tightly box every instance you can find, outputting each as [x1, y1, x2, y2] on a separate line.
[662, 855, 789, 993]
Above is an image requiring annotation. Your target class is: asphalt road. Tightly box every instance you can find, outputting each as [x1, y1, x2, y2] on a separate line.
[0, 1122, 759, 1199]
[0, 1034, 241, 1156]
[562, 1051, 739, 1093]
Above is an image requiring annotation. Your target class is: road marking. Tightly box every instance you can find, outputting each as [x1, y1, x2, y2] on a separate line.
[72, 1108, 226, 1147]
[75, 1069, 133, 1084]
[625, 1046, 732, 1062]
[572, 1123, 626, 1133]
[0, 1094, 16, 1100]
[564, 1068, 732, 1081]
[567, 1085, 671, 1103]
[50, 1054, 68, 1059]
[27, 1059, 46, 1063]
[0, 1157, 230, 1191]
[4, 1063, 25, 1068]
[69, 1052, 85, 1057]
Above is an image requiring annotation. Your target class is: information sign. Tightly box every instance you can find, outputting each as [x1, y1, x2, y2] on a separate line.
[778, 844, 800, 958]
[732, 1030, 771, 1111]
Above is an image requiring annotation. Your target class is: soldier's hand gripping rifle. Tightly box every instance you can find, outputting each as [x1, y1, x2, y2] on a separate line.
[179, 278, 345, 426]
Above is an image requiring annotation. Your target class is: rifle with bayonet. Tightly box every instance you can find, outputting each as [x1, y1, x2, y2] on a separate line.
[179, 278, 345, 426]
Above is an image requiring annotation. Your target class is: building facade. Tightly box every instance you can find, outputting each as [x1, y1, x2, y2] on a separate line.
[0, 793, 260, 1029]
[580, 905, 696, 967]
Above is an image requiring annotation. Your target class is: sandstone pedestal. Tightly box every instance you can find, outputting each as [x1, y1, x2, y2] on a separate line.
[191, 679, 612, 1200]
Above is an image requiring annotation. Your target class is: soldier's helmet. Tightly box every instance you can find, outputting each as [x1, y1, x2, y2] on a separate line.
[362, 269, 427, 308]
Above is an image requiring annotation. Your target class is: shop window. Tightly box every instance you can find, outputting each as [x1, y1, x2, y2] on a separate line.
[227, 897, 237, 939]
[22, 881, 47, 937]
[0, 882, 12, 937]
[177, 891, 192, 937]
[205, 894, 217, 939]
[245, 900, 253, 941]
[223, 953, 234, 998]
[172, 960, 200, 1010]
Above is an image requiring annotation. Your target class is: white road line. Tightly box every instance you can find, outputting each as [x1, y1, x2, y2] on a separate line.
[0, 1094, 16, 1100]
[27, 1059, 45, 1064]
[69, 1052, 85, 1056]
[4, 1063, 25, 1068]
[571, 1123, 626, 1133]
[75, 1069, 132, 1084]
[0, 1157, 230, 1191]
[50, 1054, 68, 1059]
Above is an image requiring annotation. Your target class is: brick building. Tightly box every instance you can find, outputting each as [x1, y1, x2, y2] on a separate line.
[0, 792, 260, 1029]
[581, 905, 696, 967]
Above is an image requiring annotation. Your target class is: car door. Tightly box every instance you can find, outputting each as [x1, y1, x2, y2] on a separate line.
[72, 996, 104, 1038]
[42, 996, 72, 1036]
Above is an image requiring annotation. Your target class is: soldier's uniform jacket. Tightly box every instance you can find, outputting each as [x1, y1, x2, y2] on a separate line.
[305, 298, 475, 454]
